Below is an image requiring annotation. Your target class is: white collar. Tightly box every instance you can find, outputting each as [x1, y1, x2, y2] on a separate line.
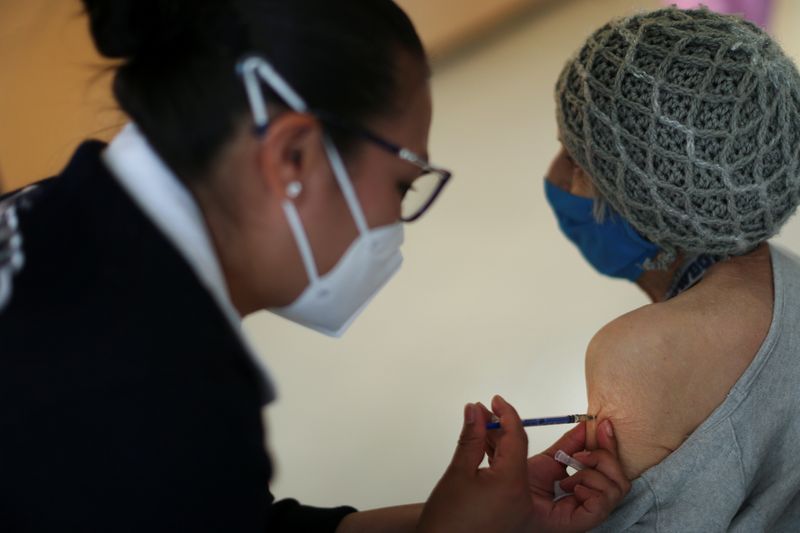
[102, 124, 275, 404]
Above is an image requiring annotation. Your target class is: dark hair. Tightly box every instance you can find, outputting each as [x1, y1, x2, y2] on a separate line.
[82, 0, 427, 181]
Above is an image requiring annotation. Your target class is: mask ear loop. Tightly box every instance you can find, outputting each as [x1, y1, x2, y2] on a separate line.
[237, 55, 374, 260]
[281, 201, 320, 284]
[239, 55, 371, 237]
[238, 56, 320, 284]
[237, 55, 309, 131]
[321, 136, 371, 237]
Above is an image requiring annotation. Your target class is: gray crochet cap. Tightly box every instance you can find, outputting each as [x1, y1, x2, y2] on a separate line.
[556, 7, 800, 267]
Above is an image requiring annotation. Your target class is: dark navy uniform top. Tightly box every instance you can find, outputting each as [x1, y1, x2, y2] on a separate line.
[0, 139, 356, 532]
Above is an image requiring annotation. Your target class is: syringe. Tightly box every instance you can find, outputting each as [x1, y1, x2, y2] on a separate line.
[486, 414, 595, 430]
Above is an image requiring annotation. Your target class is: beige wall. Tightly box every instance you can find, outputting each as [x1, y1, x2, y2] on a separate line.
[2, 0, 798, 513]
[396, 0, 550, 58]
[0, 0, 548, 192]
[0, 0, 122, 192]
[0, 0, 553, 191]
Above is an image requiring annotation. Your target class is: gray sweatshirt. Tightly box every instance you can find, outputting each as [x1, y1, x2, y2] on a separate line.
[593, 244, 800, 532]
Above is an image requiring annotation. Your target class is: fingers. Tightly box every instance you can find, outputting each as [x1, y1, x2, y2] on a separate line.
[557, 451, 629, 518]
[571, 418, 630, 496]
[475, 402, 497, 464]
[476, 402, 493, 420]
[529, 419, 629, 530]
[540, 422, 587, 458]
[572, 483, 612, 520]
[561, 479, 624, 530]
[596, 419, 620, 458]
[488, 395, 529, 475]
[558, 467, 623, 504]
[449, 403, 490, 474]
[555, 466, 628, 530]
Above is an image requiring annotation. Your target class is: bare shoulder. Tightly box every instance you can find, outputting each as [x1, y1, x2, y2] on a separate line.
[585, 303, 676, 386]
[584, 300, 727, 478]
[585, 262, 774, 479]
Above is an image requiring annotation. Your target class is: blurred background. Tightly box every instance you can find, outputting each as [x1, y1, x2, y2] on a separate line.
[2, 0, 798, 511]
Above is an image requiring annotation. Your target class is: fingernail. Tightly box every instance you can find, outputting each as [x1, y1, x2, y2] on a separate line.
[602, 420, 614, 438]
[465, 403, 475, 424]
[573, 451, 590, 461]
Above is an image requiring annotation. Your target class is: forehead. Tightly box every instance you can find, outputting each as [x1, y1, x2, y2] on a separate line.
[368, 56, 432, 157]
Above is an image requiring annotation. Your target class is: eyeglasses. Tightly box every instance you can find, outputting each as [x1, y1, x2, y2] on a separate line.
[315, 112, 452, 223]
[237, 56, 451, 223]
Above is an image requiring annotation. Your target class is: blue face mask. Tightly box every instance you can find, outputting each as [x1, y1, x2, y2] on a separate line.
[544, 179, 661, 281]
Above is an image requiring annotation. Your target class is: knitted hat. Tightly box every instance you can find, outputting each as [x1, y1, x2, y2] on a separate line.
[556, 7, 800, 268]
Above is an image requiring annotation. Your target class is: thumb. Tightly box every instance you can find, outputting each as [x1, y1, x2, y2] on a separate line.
[596, 419, 620, 458]
[449, 403, 488, 474]
[488, 395, 528, 474]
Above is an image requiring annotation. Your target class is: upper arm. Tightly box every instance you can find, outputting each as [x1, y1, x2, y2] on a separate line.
[584, 308, 680, 479]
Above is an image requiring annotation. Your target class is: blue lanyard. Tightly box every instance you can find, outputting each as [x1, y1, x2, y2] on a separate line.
[664, 254, 721, 301]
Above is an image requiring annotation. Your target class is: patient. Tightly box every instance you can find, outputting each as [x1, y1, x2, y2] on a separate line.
[545, 7, 800, 531]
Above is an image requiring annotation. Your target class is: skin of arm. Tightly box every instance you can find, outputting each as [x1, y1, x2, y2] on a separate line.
[335, 504, 423, 533]
[583, 310, 684, 480]
[583, 272, 772, 481]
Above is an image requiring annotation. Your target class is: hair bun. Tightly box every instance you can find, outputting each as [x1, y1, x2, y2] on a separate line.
[81, 0, 185, 59]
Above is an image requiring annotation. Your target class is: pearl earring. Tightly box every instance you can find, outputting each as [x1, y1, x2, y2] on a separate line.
[286, 181, 303, 199]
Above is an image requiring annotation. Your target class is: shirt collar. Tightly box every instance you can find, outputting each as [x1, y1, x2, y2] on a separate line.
[102, 124, 275, 404]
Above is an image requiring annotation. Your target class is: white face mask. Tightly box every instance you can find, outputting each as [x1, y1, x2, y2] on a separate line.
[237, 56, 404, 337]
[271, 139, 404, 337]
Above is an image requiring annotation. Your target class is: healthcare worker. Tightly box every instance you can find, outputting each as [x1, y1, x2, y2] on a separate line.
[0, 1, 629, 531]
